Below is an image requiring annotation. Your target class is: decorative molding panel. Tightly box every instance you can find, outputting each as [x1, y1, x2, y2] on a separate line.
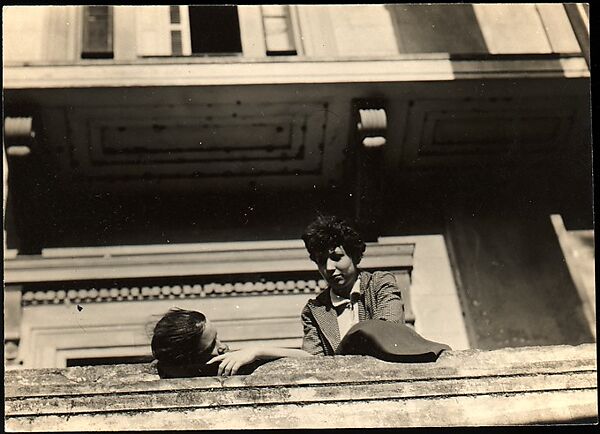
[21, 278, 329, 306]
[66, 102, 328, 181]
[401, 98, 578, 167]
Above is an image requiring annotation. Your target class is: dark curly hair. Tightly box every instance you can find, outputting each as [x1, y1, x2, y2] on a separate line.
[151, 308, 214, 373]
[301, 215, 366, 265]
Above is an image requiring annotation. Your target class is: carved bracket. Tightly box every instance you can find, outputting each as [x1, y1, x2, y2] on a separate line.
[4, 286, 23, 366]
[3, 115, 49, 255]
[4, 117, 35, 156]
[353, 101, 388, 240]
[357, 108, 387, 148]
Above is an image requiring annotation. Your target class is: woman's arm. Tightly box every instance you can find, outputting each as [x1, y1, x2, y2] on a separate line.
[301, 304, 326, 355]
[207, 346, 312, 376]
[374, 271, 405, 323]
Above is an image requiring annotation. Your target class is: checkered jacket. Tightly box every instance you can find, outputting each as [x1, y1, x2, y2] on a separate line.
[301, 270, 405, 356]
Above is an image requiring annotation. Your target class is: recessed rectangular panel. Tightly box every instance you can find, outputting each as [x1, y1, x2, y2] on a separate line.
[518, 116, 570, 152]
[425, 115, 515, 156]
[91, 116, 294, 162]
[67, 102, 327, 180]
[402, 99, 578, 166]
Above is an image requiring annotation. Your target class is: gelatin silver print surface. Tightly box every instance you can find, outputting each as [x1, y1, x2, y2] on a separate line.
[3, 4, 595, 430]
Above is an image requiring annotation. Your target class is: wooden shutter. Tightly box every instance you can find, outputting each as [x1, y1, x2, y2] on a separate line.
[261, 5, 297, 55]
[81, 6, 113, 58]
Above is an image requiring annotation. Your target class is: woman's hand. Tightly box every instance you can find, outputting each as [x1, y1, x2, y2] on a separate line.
[206, 348, 259, 376]
[207, 346, 312, 376]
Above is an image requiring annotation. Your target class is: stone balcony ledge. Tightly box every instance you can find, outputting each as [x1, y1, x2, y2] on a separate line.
[5, 344, 597, 430]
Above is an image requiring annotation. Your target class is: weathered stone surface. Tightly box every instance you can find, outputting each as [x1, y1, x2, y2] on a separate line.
[5, 344, 597, 430]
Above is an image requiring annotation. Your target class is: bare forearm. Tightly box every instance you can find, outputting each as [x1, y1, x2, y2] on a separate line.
[208, 346, 313, 376]
[254, 347, 313, 360]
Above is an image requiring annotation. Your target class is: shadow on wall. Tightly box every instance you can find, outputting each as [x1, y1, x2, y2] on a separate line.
[385, 4, 488, 54]
[4, 188, 352, 250]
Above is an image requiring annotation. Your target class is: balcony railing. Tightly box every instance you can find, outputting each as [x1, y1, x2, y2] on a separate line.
[5, 343, 597, 429]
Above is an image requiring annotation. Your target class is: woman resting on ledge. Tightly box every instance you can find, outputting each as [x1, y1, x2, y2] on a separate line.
[152, 215, 451, 378]
[151, 308, 311, 378]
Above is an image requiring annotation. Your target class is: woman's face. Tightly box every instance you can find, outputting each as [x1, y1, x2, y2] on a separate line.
[198, 319, 230, 359]
[317, 245, 358, 295]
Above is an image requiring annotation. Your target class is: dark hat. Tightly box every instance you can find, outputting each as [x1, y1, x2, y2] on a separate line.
[335, 320, 451, 363]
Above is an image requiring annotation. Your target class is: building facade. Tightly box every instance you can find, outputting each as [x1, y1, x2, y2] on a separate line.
[3, 4, 594, 369]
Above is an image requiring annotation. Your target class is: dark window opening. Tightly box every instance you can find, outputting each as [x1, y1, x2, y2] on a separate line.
[188, 5, 242, 55]
[81, 6, 114, 59]
[67, 355, 154, 367]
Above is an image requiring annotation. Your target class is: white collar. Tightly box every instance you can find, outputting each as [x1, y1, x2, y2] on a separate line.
[330, 277, 361, 307]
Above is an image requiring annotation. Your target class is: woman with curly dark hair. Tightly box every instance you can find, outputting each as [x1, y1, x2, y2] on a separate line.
[300, 215, 405, 356]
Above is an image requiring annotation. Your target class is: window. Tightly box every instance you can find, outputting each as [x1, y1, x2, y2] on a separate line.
[135, 6, 299, 58]
[164, 5, 243, 56]
[189, 5, 242, 55]
[81, 6, 113, 58]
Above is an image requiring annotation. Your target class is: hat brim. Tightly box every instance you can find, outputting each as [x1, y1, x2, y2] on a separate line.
[335, 320, 451, 363]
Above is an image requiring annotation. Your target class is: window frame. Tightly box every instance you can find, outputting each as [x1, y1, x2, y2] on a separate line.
[80, 5, 114, 59]
[133, 5, 302, 59]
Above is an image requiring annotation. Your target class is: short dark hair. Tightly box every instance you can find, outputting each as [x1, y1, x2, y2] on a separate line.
[151, 308, 213, 368]
[301, 215, 366, 265]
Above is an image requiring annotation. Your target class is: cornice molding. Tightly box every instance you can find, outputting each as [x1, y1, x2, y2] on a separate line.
[5, 241, 415, 284]
[3, 57, 589, 90]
